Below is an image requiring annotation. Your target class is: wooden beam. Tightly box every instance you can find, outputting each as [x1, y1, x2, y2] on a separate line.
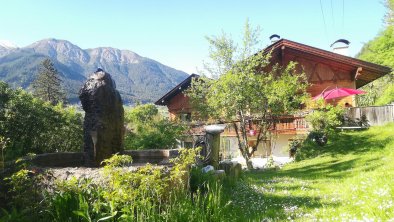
[308, 62, 319, 82]
[281, 46, 286, 66]
[354, 67, 362, 80]
[314, 64, 324, 83]
[332, 68, 338, 82]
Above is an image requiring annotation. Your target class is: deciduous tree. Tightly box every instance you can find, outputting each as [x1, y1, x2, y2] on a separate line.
[356, 0, 394, 106]
[188, 20, 308, 169]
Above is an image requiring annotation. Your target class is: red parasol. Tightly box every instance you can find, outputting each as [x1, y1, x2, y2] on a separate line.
[312, 87, 366, 100]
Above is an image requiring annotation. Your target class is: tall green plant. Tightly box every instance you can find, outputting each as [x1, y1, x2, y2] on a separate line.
[306, 99, 344, 136]
[356, 0, 394, 106]
[187, 20, 308, 169]
[0, 81, 83, 161]
[124, 104, 185, 150]
[2, 147, 257, 221]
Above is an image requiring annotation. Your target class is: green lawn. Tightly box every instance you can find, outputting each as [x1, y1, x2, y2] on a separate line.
[236, 123, 394, 221]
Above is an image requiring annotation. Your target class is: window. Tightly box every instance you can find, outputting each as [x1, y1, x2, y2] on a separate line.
[178, 113, 191, 122]
[220, 137, 232, 159]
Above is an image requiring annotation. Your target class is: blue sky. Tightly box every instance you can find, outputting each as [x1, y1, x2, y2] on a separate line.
[0, 0, 388, 74]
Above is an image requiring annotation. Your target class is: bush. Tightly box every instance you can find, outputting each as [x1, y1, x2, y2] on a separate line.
[307, 131, 328, 146]
[1, 148, 244, 221]
[2, 147, 262, 221]
[0, 82, 83, 161]
[306, 101, 344, 134]
[294, 138, 323, 161]
[124, 104, 185, 150]
[305, 99, 344, 146]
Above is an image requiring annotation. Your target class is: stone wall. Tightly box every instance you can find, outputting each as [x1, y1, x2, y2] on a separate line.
[123, 149, 179, 165]
[13, 149, 180, 168]
[31, 152, 85, 167]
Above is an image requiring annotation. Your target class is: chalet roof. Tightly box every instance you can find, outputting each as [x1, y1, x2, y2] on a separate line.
[266, 39, 391, 88]
[155, 39, 391, 106]
[154, 73, 199, 105]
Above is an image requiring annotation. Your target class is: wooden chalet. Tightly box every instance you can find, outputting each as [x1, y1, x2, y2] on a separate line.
[155, 73, 198, 121]
[155, 39, 391, 158]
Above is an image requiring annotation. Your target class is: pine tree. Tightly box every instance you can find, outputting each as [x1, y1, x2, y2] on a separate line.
[32, 58, 66, 105]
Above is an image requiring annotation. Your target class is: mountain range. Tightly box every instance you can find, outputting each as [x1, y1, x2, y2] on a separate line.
[0, 39, 189, 104]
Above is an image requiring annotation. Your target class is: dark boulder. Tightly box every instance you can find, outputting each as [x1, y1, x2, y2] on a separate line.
[79, 68, 124, 166]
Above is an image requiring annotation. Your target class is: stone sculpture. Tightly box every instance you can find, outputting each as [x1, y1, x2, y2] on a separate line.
[79, 68, 124, 166]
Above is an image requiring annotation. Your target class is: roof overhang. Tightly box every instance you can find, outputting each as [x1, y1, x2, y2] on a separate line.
[265, 39, 391, 88]
[154, 73, 199, 105]
[155, 39, 391, 106]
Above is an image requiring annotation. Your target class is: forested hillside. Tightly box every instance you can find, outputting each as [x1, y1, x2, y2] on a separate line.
[356, 0, 394, 106]
[0, 39, 189, 104]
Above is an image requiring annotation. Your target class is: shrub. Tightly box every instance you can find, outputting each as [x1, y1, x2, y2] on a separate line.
[2, 154, 48, 221]
[295, 138, 324, 161]
[124, 104, 185, 150]
[306, 131, 328, 146]
[101, 153, 133, 167]
[1, 148, 244, 221]
[0, 82, 83, 161]
[49, 177, 112, 222]
[305, 99, 344, 146]
[306, 101, 344, 134]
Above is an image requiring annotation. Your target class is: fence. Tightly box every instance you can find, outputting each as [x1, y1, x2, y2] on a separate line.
[346, 104, 394, 126]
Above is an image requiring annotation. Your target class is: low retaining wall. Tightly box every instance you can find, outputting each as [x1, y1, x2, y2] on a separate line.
[123, 149, 179, 165]
[31, 152, 85, 167]
[12, 149, 180, 168]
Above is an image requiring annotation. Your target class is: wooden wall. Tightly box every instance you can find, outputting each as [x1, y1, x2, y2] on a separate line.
[167, 92, 191, 120]
[346, 105, 394, 126]
[284, 50, 358, 107]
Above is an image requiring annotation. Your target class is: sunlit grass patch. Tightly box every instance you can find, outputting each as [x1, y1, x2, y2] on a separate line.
[244, 123, 394, 221]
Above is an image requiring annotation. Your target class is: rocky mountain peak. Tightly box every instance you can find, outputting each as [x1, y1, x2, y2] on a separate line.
[27, 38, 89, 63]
[87, 47, 141, 64]
[0, 39, 18, 49]
[0, 40, 18, 57]
[0, 38, 189, 104]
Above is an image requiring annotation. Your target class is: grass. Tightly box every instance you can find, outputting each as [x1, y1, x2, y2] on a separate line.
[2, 124, 394, 221]
[241, 123, 394, 221]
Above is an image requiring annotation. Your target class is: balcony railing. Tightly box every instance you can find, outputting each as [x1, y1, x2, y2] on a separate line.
[186, 115, 310, 136]
[275, 117, 309, 131]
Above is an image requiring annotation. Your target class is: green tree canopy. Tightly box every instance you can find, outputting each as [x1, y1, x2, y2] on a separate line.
[187, 20, 308, 169]
[0, 82, 83, 161]
[124, 104, 185, 150]
[357, 26, 394, 68]
[356, 0, 394, 106]
[32, 58, 66, 105]
[385, 0, 394, 25]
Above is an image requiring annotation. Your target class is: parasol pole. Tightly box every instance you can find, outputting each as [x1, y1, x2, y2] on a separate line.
[319, 85, 336, 99]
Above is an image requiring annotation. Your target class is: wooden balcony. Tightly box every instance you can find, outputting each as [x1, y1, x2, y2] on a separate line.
[274, 116, 309, 134]
[184, 115, 310, 137]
